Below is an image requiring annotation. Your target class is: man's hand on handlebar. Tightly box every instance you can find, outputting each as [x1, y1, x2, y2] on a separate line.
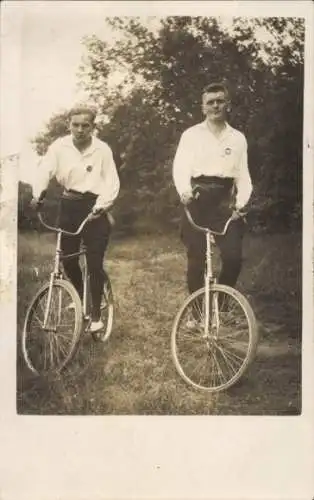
[180, 190, 198, 205]
[88, 206, 105, 221]
[30, 190, 47, 211]
[230, 208, 247, 221]
[89, 206, 115, 225]
[30, 197, 44, 212]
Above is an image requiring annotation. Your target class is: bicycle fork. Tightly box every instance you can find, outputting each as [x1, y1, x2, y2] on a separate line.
[82, 252, 89, 318]
[43, 232, 62, 330]
[203, 232, 219, 340]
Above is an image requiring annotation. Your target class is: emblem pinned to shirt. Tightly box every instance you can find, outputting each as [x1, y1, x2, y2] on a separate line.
[224, 147, 232, 155]
[86, 165, 93, 172]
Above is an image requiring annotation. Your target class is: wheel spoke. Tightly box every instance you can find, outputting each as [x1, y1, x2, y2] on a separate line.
[49, 333, 54, 369]
[32, 310, 44, 328]
[37, 296, 47, 317]
[197, 354, 212, 386]
[52, 333, 62, 367]
[43, 336, 48, 372]
[172, 288, 257, 391]
[215, 343, 244, 374]
[22, 281, 82, 375]
[211, 347, 227, 386]
[56, 335, 71, 360]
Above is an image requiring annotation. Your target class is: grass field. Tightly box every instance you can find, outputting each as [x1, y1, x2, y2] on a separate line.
[16, 228, 302, 415]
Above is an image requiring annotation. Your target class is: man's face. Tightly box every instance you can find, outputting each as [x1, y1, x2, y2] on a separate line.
[202, 90, 228, 122]
[70, 113, 94, 144]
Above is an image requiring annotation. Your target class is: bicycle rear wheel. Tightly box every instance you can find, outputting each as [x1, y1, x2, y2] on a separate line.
[171, 285, 258, 392]
[91, 270, 114, 342]
[22, 279, 82, 376]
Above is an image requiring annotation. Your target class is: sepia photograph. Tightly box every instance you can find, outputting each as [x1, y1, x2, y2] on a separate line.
[14, 7, 304, 416]
[1, 1, 313, 499]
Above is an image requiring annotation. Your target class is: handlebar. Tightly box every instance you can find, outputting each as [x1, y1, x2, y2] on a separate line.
[184, 185, 246, 235]
[183, 206, 234, 235]
[37, 212, 92, 236]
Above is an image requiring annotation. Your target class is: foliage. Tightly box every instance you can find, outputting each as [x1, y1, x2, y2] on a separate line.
[32, 111, 70, 156]
[31, 16, 304, 233]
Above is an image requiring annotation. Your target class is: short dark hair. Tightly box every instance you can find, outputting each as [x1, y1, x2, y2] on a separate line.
[202, 82, 230, 100]
[69, 105, 97, 123]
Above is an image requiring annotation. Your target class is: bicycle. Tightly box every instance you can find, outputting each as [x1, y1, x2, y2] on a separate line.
[22, 211, 114, 376]
[171, 190, 258, 392]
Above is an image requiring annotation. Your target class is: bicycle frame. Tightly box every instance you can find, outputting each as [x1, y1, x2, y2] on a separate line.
[37, 212, 91, 329]
[184, 205, 234, 338]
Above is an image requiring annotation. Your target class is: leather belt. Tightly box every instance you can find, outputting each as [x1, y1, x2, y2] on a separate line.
[62, 189, 97, 201]
[191, 176, 234, 191]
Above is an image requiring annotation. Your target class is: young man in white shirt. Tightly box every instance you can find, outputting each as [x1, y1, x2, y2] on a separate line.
[31, 106, 120, 333]
[173, 82, 252, 297]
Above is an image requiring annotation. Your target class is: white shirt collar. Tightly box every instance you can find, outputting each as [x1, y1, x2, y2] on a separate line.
[63, 134, 100, 154]
[200, 120, 232, 140]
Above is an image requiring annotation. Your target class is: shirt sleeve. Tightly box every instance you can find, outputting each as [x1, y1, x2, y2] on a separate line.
[172, 130, 194, 198]
[234, 137, 252, 210]
[32, 142, 58, 198]
[94, 146, 120, 210]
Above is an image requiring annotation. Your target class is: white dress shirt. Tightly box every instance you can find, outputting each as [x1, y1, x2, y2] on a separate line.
[173, 121, 252, 209]
[32, 135, 120, 210]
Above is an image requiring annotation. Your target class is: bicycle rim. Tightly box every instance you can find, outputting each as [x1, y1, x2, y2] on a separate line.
[171, 285, 258, 392]
[22, 279, 82, 376]
[91, 271, 114, 342]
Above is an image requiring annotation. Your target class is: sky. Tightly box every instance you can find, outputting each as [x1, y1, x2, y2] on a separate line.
[0, 0, 308, 184]
[1, 1, 161, 183]
[0, 3, 116, 184]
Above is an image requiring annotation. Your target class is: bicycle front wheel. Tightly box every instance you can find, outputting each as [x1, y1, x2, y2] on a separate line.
[171, 285, 258, 392]
[91, 270, 114, 342]
[22, 279, 83, 376]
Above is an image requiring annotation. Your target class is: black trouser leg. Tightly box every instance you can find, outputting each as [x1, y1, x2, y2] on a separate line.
[215, 218, 245, 287]
[59, 196, 97, 303]
[180, 209, 206, 318]
[186, 246, 206, 319]
[182, 218, 245, 291]
[187, 246, 205, 294]
[61, 234, 83, 299]
[83, 216, 111, 321]
[180, 207, 206, 294]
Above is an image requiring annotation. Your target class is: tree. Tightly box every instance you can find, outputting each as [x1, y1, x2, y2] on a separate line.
[32, 111, 70, 156]
[33, 16, 304, 233]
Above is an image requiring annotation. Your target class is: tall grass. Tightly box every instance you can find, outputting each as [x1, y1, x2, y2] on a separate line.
[17, 230, 301, 415]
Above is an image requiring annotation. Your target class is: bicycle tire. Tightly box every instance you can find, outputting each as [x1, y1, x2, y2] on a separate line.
[22, 279, 83, 376]
[171, 284, 258, 392]
[91, 270, 114, 343]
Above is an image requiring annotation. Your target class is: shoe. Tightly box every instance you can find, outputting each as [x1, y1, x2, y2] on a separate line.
[185, 318, 202, 329]
[89, 320, 104, 333]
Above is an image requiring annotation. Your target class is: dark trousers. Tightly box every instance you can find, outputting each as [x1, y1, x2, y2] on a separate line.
[181, 176, 245, 294]
[59, 196, 111, 321]
[183, 217, 245, 294]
